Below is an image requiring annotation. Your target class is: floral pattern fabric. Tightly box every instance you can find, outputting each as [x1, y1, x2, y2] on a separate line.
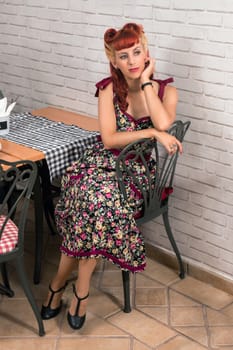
[55, 78, 165, 272]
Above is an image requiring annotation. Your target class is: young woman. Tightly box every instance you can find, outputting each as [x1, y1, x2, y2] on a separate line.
[41, 23, 182, 330]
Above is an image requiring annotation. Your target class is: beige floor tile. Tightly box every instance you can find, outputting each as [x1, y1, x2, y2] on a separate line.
[93, 269, 125, 288]
[157, 335, 208, 349]
[144, 258, 180, 285]
[223, 303, 233, 320]
[133, 339, 153, 349]
[60, 311, 127, 337]
[86, 288, 122, 317]
[171, 276, 233, 309]
[210, 326, 233, 347]
[57, 337, 131, 350]
[0, 299, 47, 337]
[139, 306, 168, 324]
[175, 326, 208, 346]
[108, 309, 176, 348]
[0, 338, 56, 350]
[136, 272, 165, 288]
[90, 284, 126, 311]
[169, 290, 200, 306]
[207, 308, 233, 326]
[135, 287, 167, 306]
[170, 306, 205, 326]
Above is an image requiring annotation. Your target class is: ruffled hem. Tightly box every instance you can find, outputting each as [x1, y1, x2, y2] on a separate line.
[60, 246, 146, 273]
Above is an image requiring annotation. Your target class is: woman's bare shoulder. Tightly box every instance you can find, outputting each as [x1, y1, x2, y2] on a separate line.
[163, 84, 178, 103]
[98, 81, 114, 97]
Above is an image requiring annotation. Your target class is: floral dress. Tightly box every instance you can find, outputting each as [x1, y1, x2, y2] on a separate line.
[55, 77, 173, 272]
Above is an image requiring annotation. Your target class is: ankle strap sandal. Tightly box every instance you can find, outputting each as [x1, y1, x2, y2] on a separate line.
[67, 283, 89, 330]
[41, 281, 68, 320]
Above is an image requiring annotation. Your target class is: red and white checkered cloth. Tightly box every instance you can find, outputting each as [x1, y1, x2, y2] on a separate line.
[0, 215, 18, 254]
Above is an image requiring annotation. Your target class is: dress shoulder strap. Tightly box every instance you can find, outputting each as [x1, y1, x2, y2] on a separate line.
[153, 77, 174, 100]
[95, 76, 174, 100]
[95, 76, 112, 97]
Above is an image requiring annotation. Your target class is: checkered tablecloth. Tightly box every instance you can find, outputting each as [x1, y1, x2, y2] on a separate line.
[1, 112, 100, 181]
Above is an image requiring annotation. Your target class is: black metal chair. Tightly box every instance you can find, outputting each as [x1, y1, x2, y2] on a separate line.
[112, 120, 191, 313]
[0, 159, 45, 336]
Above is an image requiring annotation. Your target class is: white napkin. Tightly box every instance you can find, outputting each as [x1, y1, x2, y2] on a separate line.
[0, 97, 16, 116]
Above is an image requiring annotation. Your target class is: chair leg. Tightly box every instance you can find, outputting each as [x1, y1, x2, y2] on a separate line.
[132, 272, 136, 309]
[162, 211, 185, 279]
[121, 270, 131, 313]
[16, 257, 45, 336]
[98, 261, 132, 313]
[0, 263, 14, 297]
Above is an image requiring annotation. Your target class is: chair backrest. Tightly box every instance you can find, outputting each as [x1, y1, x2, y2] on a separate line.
[0, 159, 37, 253]
[115, 120, 191, 224]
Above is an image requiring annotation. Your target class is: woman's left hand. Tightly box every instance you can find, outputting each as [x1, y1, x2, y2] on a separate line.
[155, 131, 183, 155]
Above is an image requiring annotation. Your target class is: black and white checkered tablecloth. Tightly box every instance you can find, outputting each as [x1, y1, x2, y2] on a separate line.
[2, 112, 100, 181]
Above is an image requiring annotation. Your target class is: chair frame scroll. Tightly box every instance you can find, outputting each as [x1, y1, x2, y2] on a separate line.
[115, 120, 191, 313]
[0, 159, 45, 336]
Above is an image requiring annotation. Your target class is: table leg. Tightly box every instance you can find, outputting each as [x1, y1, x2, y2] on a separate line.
[33, 170, 44, 284]
[39, 160, 59, 235]
[33, 160, 60, 284]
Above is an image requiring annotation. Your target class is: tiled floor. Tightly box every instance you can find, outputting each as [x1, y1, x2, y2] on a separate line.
[1, 211, 233, 350]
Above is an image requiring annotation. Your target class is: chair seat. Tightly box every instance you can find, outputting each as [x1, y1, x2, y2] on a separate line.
[0, 215, 18, 254]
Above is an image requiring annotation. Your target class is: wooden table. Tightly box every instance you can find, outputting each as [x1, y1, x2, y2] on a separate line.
[0, 107, 99, 163]
[32, 107, 99, 132]
[0, 107, 99, 283]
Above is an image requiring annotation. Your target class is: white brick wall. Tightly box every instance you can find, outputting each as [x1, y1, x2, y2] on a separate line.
[1, 0, 233, 280]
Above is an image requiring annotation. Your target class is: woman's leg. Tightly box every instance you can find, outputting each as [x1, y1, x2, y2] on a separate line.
[68, 258, 97, 317]
[43, 253, 77, 309]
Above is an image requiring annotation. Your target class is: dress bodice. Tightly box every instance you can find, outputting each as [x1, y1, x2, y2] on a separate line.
[114, 102, 153, 132]
[95, 76, 174, 133]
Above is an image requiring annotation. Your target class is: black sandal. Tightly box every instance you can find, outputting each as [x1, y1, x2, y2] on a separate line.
[67, 283, 89, 330]
[41, 281, 68, 320]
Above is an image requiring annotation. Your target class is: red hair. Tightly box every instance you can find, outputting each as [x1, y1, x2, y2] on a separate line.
[104, 23, 148, 111]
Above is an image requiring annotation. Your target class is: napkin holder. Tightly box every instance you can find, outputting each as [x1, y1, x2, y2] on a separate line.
[0, 114, 9, 135]
[0, 97, 16, 136]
